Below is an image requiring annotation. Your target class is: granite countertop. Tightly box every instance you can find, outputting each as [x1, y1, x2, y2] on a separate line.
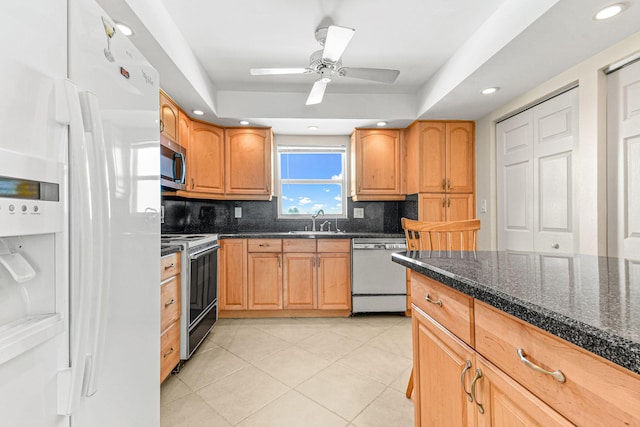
[161, 244, 182, 256]
[220, 232, 406, 239]
[392, 250, 640, 375]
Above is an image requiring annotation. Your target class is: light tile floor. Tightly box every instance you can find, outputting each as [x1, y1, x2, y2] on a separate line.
[161, 315, 414, 427]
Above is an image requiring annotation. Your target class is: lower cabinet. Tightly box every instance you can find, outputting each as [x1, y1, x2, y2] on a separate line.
[219, 238, 351, 316]
[160, 252, 181, 383]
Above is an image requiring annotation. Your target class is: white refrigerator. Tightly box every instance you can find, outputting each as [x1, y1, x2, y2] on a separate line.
[0, 0, 160, 426]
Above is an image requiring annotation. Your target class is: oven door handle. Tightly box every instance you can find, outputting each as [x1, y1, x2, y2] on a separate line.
[189, 244, 220, 260]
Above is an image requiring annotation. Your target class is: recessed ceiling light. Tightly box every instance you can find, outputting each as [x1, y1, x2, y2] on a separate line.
[308, 126, 319, 131]
[377, 121, 387, 127]
[239, 120, 250, 125]
[481, 87, 499, 95]
[115, 22, 134, 37]
[192, 110, 204, 116]
[594, 3, 625, 20]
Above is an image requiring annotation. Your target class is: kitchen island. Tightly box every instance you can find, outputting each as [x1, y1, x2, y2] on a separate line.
[393, 250, 640, 426]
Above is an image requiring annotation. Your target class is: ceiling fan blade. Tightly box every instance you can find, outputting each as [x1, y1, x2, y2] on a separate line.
[250, 68, 311, 75]
[339, 67, 400, 83]
[322, 25, 355, 62]
[306, 79, 328, 105]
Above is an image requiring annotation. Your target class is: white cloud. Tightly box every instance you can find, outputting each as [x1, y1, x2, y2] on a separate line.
[336, 203, 342, 207]
[299, 197, 313, 205]
[331, 172, 343, 180]
[311, 204, 326, 211]
[324, 188, 330, 192]
[333, 196, 341, 201]
[281, 195, 292, 201]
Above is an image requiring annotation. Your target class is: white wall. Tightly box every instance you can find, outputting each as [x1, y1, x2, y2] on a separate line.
[476, 31, 640, 254]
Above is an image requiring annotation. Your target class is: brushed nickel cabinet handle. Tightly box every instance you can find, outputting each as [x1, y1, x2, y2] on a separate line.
[191, 178, 194, 190]
[461, 360, 473, 402]
[447, 178, 451, 189]
[164, 298, 175, 308]
[552, 243, 560, 249]
[470, 368, 484, 414]
[277, 255, 281, 268]
[442, 178, 446, 190]
[259, 243, 268, 247]
[442, 197, 446, 208]
[317, 256, 321, 267]
[163, 347, 174, 358]
[160, 120, 165, 133]
[517, 348, 566, 383]
[424, 293, 442, 307]
[447, 197, 451, 208]
[163, 263, 175, 270]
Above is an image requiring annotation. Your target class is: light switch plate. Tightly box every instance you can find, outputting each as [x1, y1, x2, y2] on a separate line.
[234, 207, 242, 218]
[480, 199, 487, 213]
[353, 207, 364, 218]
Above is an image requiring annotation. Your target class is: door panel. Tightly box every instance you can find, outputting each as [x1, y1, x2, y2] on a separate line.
[608, 60, 640, 259]
[247, 253, 282, 310]
[447, 122, 475, 193]
[283, 253, 316, 309]
[420, 122, 447, 193]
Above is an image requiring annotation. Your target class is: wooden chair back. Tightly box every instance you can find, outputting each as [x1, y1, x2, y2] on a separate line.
[401, 218, 480, 251]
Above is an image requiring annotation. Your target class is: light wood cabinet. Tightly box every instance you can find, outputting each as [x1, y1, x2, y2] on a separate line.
[178, 109, 190, 149]
[418, 193, 475, 222]
[160, 252, 181, 383]
[225, 127, 273, 199]
[407, 121, 475, 194]
[350, 129, 405, 201]
[160, 90, 178, 144]
[219, 239, 247, 310]
[283, 239, 317, 310]
[188, 121, 224, 194]
[248, 240, 282, 310]
[317, 239, 351, 310]
[409, 270, 640, 427]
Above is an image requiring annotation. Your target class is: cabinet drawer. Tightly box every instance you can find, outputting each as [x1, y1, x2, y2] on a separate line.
[248, 239, 282, 252]
[411, 274, 473, 346]
[283, 239, 316, 253]
[160, 320, 180, 382]
[475, 301, 640, 426]
[161, 276, 181, 332]
[317, 239, 350, 253]
[161, 253, 180, 281]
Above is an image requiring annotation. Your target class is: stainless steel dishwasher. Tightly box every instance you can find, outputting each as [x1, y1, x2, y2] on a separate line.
[351, 238, 407, 313]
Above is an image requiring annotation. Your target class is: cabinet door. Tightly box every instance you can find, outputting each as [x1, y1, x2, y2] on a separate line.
[248, 252, 282, 310]
[160, 91, 178, 142]
[189, 121, 224, 194]
[317, 253, 351, 310]
[177, 109, 190, 150]
[283, 253, 316, 309]
[419, 122, 447, 193]
[225, 128, 272, 197]
[413, 307, 476, 427]
[219, 239, 247, 310]
[446, 122, 475, 194]
[353, 129, 402, 197]
[418, 193, 446, 222]
[160, 276, 181, 331]
[474, 356, 573, 427]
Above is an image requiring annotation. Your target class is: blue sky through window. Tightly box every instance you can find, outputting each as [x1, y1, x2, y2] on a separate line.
[279, 152, 345, 216]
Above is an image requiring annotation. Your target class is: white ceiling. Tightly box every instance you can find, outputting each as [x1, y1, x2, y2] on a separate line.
[100, 0, 640, 134]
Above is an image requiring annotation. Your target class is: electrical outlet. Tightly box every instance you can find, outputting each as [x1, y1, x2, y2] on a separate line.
[234, 207, 242, 218]
[353, 207, 364, 218]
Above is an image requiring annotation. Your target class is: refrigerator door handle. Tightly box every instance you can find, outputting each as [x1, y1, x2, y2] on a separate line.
[57, 79, 97, 416]
[78, 91, 112, 398]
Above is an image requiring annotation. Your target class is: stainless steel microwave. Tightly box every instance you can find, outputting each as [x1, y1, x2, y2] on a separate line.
[160, 139, 186, 190]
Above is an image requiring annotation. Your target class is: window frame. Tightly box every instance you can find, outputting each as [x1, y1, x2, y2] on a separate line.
[276, 142, 348, 220]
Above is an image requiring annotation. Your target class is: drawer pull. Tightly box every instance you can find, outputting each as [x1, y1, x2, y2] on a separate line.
[470, 368, 484, 414]
[259, 243, 269, 247]
[425, 293, 442, 307]
[517, 348, 566, 383]
[164, 263, 175, 270]
[461, 360, 473, 402]
[163, 347, 174, 358]
[164, 298, 175, 308]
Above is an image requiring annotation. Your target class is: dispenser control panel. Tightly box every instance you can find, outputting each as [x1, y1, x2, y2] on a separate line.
[0, 177, 63, 236]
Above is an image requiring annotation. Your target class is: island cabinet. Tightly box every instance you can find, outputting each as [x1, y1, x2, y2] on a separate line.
[225, 127, 273, 199]
[160, 90, 179, 145]
[409, 272, 640, 427]
[219, 238, 351, 317]
[406, 121, 475, 223]
[160, 252, 181, 383]
[350, 129, 405, 201]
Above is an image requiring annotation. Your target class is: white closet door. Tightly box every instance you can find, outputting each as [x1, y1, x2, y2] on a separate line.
[497, 110, 534, 251]
[497, 88, 577, 253]
[608, 60, 640, 260]
[532, 89, 577, 253]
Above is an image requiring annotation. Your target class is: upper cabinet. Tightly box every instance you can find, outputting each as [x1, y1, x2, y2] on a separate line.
[188, 121, 224, 194]
[177, 109, 190, 150]
[407, 121, 475, 194]
[160, 90, 179, 144]
[350, 128, 405, 201]
[225, 128, 273, 198]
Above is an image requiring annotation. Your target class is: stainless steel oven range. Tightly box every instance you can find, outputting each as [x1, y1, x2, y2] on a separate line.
[161, 234, 219, 359]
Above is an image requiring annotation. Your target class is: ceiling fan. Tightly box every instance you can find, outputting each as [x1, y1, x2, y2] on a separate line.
[250, 22, 400, 105]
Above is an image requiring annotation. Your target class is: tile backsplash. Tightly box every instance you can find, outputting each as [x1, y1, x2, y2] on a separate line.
[162, 194, 418, 234]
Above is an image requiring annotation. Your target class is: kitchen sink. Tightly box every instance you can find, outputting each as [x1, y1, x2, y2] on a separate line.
[287, 231, 345, 235]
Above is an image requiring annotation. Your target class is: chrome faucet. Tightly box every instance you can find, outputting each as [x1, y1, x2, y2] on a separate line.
[311, 209, 325, 231]
[319, 220, 330, 232]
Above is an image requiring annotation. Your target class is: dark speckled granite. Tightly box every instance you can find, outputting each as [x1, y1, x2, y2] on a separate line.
[392, 250, 640, 375]
[221, 232, 405, 239]
[161, 244, 181, 257]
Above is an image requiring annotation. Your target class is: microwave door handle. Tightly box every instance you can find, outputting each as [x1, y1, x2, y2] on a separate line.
[173, 152, 186, 184]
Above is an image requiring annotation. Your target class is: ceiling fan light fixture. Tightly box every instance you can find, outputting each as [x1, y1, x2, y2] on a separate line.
[594, 3, 626, 20]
